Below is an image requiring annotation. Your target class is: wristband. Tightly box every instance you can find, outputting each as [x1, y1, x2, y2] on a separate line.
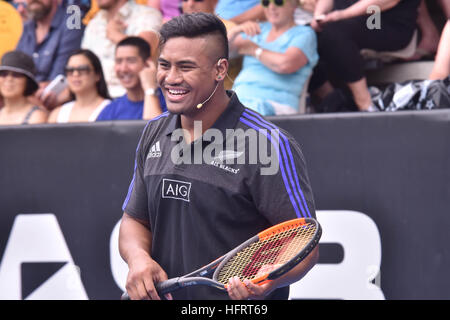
[145, 88, 157, 96]
[254, 47, 263, 60]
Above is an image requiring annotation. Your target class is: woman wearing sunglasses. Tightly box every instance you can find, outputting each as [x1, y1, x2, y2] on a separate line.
[48, 49, 111, 123]
[229, 0, 319, 115]
[0, 51, 48, 125]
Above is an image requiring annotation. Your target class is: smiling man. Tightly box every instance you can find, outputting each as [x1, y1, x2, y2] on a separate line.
[96, 36, 166, 121]
[119, 13, 318, 300]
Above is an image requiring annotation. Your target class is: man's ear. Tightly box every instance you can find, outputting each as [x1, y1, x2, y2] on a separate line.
[216, 58, 229, 81]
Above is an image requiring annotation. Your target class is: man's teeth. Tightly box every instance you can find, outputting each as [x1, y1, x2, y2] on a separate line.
[168, 89, 188, 95]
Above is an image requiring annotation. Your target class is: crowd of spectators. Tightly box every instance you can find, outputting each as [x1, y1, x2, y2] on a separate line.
[0, 0, 449, 126]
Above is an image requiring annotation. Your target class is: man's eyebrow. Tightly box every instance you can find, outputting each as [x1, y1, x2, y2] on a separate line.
[158, 58, 198, 66]
[176, 60, 197, 66]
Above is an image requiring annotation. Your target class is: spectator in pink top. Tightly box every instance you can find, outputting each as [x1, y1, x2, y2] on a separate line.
[148, 0, 181, 22]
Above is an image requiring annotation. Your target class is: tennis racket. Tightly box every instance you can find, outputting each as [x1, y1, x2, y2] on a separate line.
[121, 217, 321, 299]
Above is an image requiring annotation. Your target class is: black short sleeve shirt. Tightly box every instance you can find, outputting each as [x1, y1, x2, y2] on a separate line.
[123, 92, 316, 299]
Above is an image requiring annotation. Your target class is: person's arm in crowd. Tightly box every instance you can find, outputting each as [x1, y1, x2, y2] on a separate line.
[119, 213, 172, 300]
[28, 107, 49, 124]
[140, 59, 162, 120]
[147, 0, 161, 11]
[31, 83, 71, 111]
[138, 31, 161, 63]
[313, 0, 334, 17]
[429, 20, 450, 80]
[229, 4, 265, 24]
[106, 14, 128, 44]
[229, 22, 308, 74]
[47, 105, 61, 123]
[106, 13, 160, 60]
[317, 0, 401, 24]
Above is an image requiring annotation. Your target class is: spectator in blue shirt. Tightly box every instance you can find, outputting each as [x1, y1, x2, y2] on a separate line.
[229, 0, 318, 115]
[16, 0, 84, 110]
[215, 0, 264, 24]
[96, 36, 167, 121]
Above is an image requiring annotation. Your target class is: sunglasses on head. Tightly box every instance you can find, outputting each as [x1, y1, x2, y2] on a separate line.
[0, 70, 25, 78]
[261, 0, 286, 7]
[64, 65, 92, 76]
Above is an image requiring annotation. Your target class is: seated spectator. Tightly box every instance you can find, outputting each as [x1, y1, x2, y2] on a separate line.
[408, 0, 450, 61]
[48, 49, 112, 123]
[215, 0, 265, 24]
[96, 36, 167, 121]
[429, 19, 450, 80]
[148, 0, 181, 22]
[229, 0, 318, 115]
[309, 0, 421, 112]
[16, 0, 84, 110]
[0, 51, 48, 125]
[81, 0, 163, 98]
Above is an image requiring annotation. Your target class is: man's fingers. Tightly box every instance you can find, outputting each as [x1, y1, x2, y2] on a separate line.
[227, 276, 250, 300]
[243, 279, 265, 298]
[144, 277, 161, 300]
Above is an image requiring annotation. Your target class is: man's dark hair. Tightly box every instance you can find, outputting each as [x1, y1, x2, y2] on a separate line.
[116, 36, 152, 61]
[159, 13, 229, 60]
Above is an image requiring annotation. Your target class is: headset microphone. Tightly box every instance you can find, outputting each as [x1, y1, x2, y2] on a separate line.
[196, 81, 220, 109]
[196, 59, 224, 109]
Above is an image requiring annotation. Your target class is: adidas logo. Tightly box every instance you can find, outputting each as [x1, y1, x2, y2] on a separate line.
[147, 141, 162, 159]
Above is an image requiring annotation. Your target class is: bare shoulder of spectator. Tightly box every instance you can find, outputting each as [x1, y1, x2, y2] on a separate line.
[28, 107, 49, 124]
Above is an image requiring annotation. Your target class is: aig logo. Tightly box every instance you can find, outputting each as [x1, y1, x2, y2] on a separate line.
[162, 179, 191, 202]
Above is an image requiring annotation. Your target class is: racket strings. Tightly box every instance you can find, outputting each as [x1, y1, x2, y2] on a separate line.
[216, 222, 317, 284]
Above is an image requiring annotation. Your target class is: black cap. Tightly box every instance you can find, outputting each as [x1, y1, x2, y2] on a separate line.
[0, 50, 39, 93]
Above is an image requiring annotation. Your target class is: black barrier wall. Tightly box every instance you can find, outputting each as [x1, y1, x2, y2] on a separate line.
[1, 110, 450, 299]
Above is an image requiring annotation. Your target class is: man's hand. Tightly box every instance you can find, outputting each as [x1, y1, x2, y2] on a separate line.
[30, 83, 69, 111]
[228, 21, 261, 41]
[107, 15, 127, 44]
[237, 40, 259, 57]
[227, 276, 276, 300]
[226, 264, 281, 300]
[139, 59, 158, 91]
[125, 252, 172, 300]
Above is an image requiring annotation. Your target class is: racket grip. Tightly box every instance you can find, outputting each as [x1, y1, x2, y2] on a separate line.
[155, 277, 181, 295]
[120, 278, 180, 300]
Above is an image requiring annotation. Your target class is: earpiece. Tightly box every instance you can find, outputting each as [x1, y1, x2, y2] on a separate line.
[217, 59, 225, 81]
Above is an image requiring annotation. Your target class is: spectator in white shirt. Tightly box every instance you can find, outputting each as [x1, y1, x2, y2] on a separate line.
[81, 0, 163, 98]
